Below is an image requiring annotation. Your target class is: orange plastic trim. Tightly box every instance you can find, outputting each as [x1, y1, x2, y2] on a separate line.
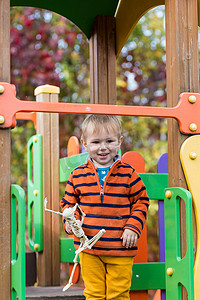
[0, 82, 199, 134]
[67, 136, 81, 285]
[15, 112, 37, 129]
[67, 136, 79, 156]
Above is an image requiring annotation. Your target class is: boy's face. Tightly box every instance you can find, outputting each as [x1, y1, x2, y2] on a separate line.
[81, 125, 123, 168]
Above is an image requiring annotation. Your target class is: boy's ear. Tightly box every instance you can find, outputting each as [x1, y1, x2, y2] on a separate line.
[117, 136, 123, 151]
[119, 136, 123, 146]
[81, 138, 88, 151]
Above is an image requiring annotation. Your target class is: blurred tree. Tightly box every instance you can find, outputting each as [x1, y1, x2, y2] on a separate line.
[10, 7, 90, 187]
[11, 7, 89, 101]
[117, 6, 167, 172]
[11, 6, 167, 189]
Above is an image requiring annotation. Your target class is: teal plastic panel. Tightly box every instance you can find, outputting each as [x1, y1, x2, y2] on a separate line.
[59, 152, 88, 183]
[27, 134, 43, 252]
[164, 187, 194, 300]
[140, 173, 168, 199]
[11, 184, 26, 300]
[131, 262, 165, 291]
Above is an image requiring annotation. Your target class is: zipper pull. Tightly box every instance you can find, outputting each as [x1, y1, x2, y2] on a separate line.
[100, 189, 104, 203]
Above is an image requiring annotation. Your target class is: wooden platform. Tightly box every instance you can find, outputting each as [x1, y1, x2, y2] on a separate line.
[26, 286, 85, 300]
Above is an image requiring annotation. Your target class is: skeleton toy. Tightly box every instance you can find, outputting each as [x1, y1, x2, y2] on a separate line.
[44, 198, 106, 291]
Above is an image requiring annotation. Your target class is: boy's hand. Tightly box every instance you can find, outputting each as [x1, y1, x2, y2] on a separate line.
[65, 219, 82, 235]
[65, 222, 73, 235]
[121, 229, 138, 248]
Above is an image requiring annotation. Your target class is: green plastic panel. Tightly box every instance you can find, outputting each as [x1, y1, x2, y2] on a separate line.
[11, 184, 26, 300]
[27, 134, 43, 252]
[140, 173, 168, 200]
[59, 152, 88, 183]
[164, 187, 194, 300]
[60, 237, 164, 291]
[60, 237, 79, 263]
[130, 262, 165, 291]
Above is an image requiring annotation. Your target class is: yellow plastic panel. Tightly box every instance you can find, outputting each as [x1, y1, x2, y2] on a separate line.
[180, 135, 200, 300]
[115, 0, 164, 56]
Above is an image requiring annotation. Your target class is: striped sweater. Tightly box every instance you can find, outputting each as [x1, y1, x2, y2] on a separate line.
[60, 158, 149, 257]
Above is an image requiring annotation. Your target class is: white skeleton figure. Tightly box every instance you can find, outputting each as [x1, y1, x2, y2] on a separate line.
[44, 198, 106, 291]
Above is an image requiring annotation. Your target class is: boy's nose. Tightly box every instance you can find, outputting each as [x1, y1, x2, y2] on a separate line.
[99, 142, 106, 149]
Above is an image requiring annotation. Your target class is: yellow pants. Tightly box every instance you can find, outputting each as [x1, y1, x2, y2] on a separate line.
[79, 252, 134, 300]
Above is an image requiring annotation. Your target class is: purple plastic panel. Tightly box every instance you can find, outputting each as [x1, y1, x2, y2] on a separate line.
[157, 152, 168, 262]
[157, 152, 168, 174]
[157, 153, 168, 300]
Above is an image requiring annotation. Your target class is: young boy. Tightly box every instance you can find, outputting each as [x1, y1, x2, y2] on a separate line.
[60, 115, 149, 300]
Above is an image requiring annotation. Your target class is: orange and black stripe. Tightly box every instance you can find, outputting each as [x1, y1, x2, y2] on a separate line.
[60, 159, 149, 257]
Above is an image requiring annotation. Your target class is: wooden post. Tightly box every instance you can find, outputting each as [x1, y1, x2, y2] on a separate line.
[0, 0, 11, 299]
[89, 15, 116, 105]
[35, 85, 60, 286]
[165, 0, 199, 297]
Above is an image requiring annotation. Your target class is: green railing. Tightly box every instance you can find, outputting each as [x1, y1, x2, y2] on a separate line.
[27, 134, 43, 252]
[164, 187, 194, 299]
[11, 184, 26, 300]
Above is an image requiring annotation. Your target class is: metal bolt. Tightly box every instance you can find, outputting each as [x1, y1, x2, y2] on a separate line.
[189, 123, 197, 132]
[34, 244, 39, 251]
[165, 190, 172, 199]
[188, 95, 196, 104]
[0, 115, 5, 124]
[0, 85, 4, 94]
[33, 137, 38, 143]
[136, 275, 139, 278]
[189, 152, 197, 160]
[167, 267, 173, 276]
[69, 248, 71, 252]
[33, 190, 38, 196]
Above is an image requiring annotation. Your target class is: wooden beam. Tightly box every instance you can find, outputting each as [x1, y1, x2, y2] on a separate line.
[89, 15, 116, 105]
[166, 0, 199, 183]
[36, 92, 52, 286]
[0, 0, 11, 299]
[35, 86, 60, 286]
[50, 92, 60, 285]
[165, 0, 198, 298]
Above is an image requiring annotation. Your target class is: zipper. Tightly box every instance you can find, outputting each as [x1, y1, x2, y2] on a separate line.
[88, 159, 120, 204]
[90, 163, 104, 203]
[100, 189, 104, 203]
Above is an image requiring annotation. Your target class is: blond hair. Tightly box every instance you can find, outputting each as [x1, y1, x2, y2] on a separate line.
[81, 115, 121, 141]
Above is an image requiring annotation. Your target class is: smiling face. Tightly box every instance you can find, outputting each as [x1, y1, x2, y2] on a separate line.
[81, 124, 123, 168]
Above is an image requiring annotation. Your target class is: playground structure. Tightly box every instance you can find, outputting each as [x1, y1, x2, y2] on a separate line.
[0, 0, 200, 300]
[9, 107, 195, 300]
